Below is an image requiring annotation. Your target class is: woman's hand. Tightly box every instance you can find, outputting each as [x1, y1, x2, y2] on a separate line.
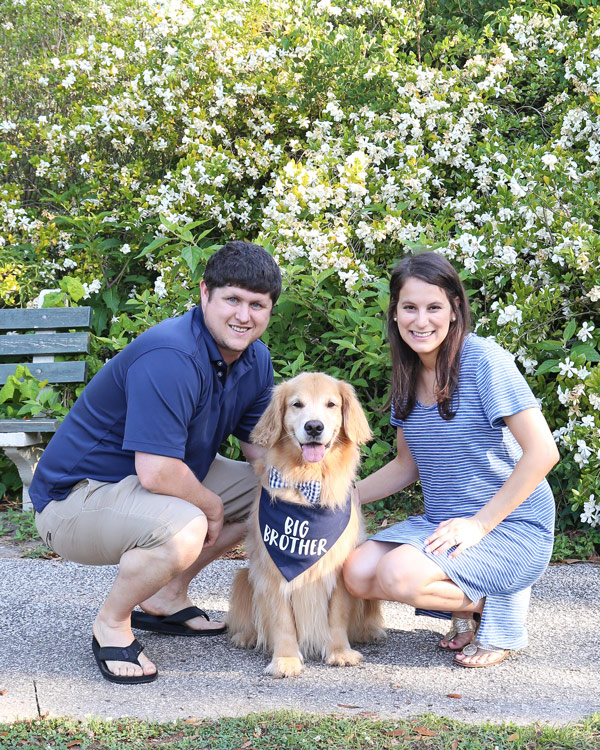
[424, 517, 487, 558]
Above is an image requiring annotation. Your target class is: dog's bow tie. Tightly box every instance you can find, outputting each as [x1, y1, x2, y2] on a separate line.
[268, 466, 321, 505]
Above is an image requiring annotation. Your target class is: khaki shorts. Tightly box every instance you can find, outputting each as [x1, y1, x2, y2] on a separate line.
[35, 454, 258, 566]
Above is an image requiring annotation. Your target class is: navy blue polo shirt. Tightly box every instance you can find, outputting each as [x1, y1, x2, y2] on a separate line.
[29, 306, 274, 513]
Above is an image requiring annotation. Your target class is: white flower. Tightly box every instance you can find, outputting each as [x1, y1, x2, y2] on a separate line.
[558, 358, 577, 378]
[120, 243, 131, 255]
[587, 286, 600, 302]
[541, 153, 558, 171]
[154, 275, 167, 298]
[581, 495, 600, 527]
[82, 279, 102, 299]
[557, 385, 570, 406]
[61, 72, 76, 89]
[509, 177, 527, 198]
[496, 304, 522, 326]
[581, 415, 595, 428]
[577, 322, 595, 342]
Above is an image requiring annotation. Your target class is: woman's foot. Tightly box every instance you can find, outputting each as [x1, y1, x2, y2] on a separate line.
[439, 615, 478, 651]
[454, 640, 509, 668]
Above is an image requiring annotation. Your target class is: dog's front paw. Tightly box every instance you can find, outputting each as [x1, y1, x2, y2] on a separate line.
[325, 647, 363, 667]
[230, 631, 257, 649]
[265, 656, 304, 678]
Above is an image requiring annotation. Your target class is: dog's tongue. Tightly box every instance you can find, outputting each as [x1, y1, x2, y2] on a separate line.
[302, 443, 326, 463]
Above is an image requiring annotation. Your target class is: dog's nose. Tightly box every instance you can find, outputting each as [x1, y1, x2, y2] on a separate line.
[304, 420, 324, 438]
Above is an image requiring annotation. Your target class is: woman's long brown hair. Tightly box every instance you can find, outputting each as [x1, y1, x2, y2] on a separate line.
[388, 252, 471, 421]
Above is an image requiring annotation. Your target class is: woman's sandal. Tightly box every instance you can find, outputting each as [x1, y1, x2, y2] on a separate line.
[454, 639, 510, 668]
[439, 616, 478, 650]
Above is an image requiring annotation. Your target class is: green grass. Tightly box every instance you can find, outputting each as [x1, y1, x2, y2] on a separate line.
[552, 530, 600, 563]
[0, 506, 38, 542]
[0, 712, 599, 749]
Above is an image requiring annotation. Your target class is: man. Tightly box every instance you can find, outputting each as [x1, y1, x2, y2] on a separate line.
[30, 241, 281, 684]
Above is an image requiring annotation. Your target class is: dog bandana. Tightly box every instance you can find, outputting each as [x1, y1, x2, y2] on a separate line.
[268, 466, 322, 505]
[258, 487, 352, 582]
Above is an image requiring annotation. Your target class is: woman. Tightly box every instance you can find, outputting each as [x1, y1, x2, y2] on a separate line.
[343, 252, 559, 667]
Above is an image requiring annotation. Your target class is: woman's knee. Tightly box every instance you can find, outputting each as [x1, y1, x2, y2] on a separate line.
[376, 551, 423, 603]
[343, 546, 376, 598]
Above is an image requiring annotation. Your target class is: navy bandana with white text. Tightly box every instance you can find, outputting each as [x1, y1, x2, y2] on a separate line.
[258, 488, 352, 582]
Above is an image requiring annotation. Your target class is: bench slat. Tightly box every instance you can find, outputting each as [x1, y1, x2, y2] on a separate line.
[0, 419, 59, 433]
[0, 332, 90, 356]
[0, 307, 92, 330]
[0, 361, 88, 384]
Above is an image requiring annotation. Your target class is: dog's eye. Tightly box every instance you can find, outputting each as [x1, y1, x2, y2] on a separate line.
[327, 401, 337, 408]
[292, 401, 304, 409]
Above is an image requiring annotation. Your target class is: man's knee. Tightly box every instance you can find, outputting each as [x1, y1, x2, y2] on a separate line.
[159, 514, 208, 569]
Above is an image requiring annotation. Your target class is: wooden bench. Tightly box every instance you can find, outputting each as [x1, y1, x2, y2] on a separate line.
[0, 307, 92, 510]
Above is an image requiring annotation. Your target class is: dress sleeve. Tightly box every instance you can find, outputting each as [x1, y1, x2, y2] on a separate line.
[475, 343, 539, 428]
[122, 348, 202, 457]
[390, 401, 403, 428]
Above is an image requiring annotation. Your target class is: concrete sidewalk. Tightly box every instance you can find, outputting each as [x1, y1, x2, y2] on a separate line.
[0, 558, 599, 726]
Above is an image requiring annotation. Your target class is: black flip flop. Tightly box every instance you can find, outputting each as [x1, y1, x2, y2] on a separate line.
[92, 636, 158, 684]
[130, 605, 227, 636]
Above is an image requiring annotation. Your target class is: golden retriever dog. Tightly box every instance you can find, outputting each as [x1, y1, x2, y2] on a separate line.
[227, 372, 385, 678]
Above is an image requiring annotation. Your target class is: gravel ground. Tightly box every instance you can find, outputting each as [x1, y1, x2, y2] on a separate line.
[0, 557, 598, 725]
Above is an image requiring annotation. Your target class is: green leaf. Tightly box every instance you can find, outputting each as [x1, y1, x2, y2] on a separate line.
[571, 343, 600, 362]
[536, 340, 564, 352]
[536, 359, 559, 375]
[42, 291, 67, 308]
[563, 319, 576, 344]
[61, 276, 86, 303]
[102, 287, 120, 315]
[136, 236, 172, 258]
[0, 379, 16, 403]
[98, 238, 123, 252]
[332, 339, 358, 351]
[181, 245, 204, 274]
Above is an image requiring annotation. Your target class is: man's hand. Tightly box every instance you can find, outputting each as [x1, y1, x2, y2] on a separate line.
[201, 486, 225, 547]
[135, 452, 225, 547]
[424, 517, 487, 558]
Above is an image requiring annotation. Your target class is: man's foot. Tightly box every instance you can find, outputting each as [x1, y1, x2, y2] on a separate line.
[439, 615, 478, 651]
[138, 596, 226, 634]
[93, 617, 157, 679]
[131, 606, 227, 636]
[454, 640, 509, 668]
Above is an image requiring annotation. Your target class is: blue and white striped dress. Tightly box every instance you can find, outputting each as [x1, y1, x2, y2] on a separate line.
[370, 334, 555, 649]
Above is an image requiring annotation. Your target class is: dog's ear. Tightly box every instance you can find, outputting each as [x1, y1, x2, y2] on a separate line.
[338, 381, 372, 446]
[250, 382, 287, 447]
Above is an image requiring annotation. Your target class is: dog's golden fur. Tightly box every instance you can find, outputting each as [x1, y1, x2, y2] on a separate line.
[227, 372, 385, 678]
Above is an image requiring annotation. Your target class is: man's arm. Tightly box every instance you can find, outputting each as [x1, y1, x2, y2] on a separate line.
[134, 452, 224, 546]
[239, 440, 264, 465]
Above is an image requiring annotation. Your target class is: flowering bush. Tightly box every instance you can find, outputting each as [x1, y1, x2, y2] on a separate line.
[1, 0, 599, 541]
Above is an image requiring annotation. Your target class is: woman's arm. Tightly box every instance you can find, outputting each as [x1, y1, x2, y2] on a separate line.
[474, 406, 559, 531]
[356, 427, 419, 505]
[426, 407, 559, 557]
